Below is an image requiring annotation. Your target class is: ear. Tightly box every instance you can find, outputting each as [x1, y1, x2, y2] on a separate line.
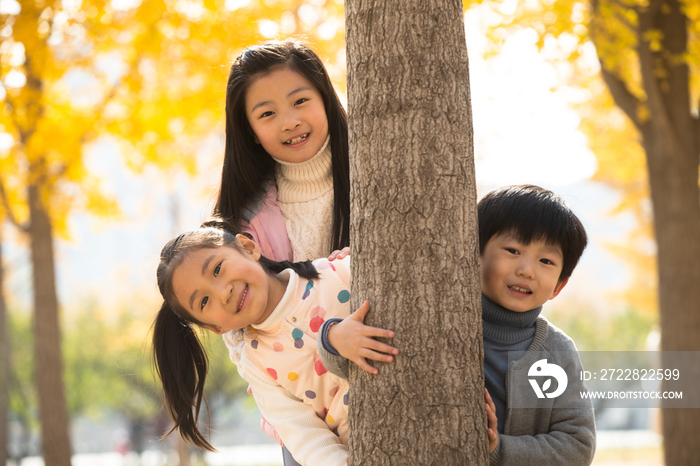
[202, 324, 228, 335]
[236, 234, 262, 261]
[549, 277, 569, 300]
[247, 125, 261, 144]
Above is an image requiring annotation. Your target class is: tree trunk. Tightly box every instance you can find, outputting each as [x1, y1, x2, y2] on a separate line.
[596, 0, 700, 461]
[345, 1, 486, 464]
[27, 184, 72, 466]
[177, 431, 191, 466]
[635, 3, 700, 465]
[643, 130, 700, 465]
[0, 236, 9, 466]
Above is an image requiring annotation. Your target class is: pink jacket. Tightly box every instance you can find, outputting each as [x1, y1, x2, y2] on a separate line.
[241, 184, 294, 262]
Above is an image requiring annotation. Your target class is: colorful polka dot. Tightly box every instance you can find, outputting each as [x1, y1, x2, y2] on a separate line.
[292, 328, 304, 348]
[266, 368, 277, 380]
[315, 359, 328, 376]
[288, 372, 298, 382]
[310, 306, 326, 319]
[306, 390, 316, 399]
[327, 414, 335, 424]
[315, 261, 330, 271]
[309, 316, 325, 333]
[302, 280, 315, 300]
[337, 290, 350, 303]
[343, 392, 349, 405]
[251, 340, 258, 349]
[329, 386, 340, 397]
[315, 260, 337, 272]
[273, 342, 284, 352]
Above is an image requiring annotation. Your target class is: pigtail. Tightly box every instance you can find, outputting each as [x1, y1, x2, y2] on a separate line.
[201, 218, 320, 280]
[259, 256, 319, 280]
[152, 302, 215, 452]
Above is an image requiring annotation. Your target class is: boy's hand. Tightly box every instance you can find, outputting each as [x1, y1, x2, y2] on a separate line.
[328, 247, 350, 261]
[485, 388, 499, 453]
[327, 300, 398, 374]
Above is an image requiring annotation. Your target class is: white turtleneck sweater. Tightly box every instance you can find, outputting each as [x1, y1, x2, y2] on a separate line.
[273, 136, 334, 261]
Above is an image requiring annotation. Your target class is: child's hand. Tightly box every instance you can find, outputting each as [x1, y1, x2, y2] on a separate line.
[328, 247, 350, 261]
[485, 388, 498, 453]
[327, 300, 398, 374]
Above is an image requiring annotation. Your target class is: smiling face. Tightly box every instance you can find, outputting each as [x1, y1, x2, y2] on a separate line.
[245, 66, 329, 164]
[170, 236, 287, 334]
[480, 232, 568, 312]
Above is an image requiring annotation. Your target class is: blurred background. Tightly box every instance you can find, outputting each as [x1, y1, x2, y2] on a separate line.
[2, 0, 696, 465]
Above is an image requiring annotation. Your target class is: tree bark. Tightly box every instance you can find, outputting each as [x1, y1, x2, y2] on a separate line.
[634, 1, 700, 465]
[28, 184, 72, 466]
[345, 1, 486, 464]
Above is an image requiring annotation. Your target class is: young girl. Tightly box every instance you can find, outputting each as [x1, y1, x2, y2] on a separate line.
[152, 225, 358, 466]
[213, 39, 350, 465]
[215, 38, 350, 263]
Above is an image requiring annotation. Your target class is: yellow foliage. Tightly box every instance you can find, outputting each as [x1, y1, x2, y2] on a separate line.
[466, 0, 700, 317]
[0, 0, 346, 240]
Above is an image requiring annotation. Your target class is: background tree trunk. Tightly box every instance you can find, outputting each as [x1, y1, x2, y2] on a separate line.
[27, 184, 72, 466]
[636, 3, 700, 465]
[345, 1, 486, 464]
[0, 236, 9, 466]
[643, 131, 700, 465]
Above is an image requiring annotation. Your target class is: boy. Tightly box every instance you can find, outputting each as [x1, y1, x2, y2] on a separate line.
[318, 185, 596, 465]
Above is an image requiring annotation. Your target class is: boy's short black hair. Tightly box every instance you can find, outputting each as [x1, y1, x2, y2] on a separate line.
[477, 185, 588, 281]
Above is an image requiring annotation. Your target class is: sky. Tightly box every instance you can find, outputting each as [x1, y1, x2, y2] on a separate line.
[3, 5, 635, 318]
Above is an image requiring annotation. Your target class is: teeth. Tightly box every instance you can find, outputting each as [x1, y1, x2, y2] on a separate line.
[238, 286, 248, 311]
[509, 286, 532, 294]
[285, 134, 308, 144]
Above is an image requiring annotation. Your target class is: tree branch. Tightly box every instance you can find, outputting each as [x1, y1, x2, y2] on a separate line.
[636, 7, 677, 142]
[599, 65, 643, 130]
[0, 177, 29, 233]
[612, 7, 635, 32]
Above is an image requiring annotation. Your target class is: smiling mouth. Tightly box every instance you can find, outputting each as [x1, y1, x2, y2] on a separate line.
[284, 133, 309, 145]
[509, 285, 532, 294]
[237, 285, 249, 312]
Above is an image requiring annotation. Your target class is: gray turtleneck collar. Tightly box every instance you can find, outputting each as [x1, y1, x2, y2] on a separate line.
[482, 295, 541, 344]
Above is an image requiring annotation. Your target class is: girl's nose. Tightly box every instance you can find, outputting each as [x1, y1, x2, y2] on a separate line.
[282, 112, 301, 131]
[220, 284, 233, 304]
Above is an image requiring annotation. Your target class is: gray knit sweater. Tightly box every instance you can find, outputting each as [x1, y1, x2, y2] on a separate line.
[317, 309, 596, 466]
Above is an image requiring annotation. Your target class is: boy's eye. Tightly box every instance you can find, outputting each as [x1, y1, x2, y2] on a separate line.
[201, 296, 209, 310]
[214, 263, 221, 277]
[505, 247, 518, 255]
[540, 258, 555, 265]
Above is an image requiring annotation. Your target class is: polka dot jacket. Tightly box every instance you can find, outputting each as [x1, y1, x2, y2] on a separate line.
[237, 256, 352, 466]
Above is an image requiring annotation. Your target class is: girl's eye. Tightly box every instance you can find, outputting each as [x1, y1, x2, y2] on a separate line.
[201, 296, 209, 310]
[294, 98, 308, 106]
[260, 111, 273, 118]
[214, 263, 221, 277]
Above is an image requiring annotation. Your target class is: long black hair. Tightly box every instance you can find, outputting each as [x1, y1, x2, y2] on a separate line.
[215, 38, 350, 253]
[152, 222, 318, 451]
